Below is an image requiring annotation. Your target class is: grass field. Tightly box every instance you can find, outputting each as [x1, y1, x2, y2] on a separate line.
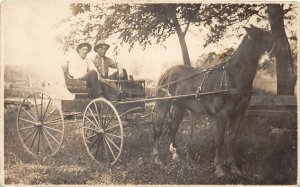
[4, 100, 297, 185]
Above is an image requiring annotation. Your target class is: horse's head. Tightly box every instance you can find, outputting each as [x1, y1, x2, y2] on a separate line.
[243, 25, 273, 53]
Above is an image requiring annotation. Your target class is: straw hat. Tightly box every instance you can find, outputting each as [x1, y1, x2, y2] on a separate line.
[94, 40, 110, 52]
[76, 42, 92, 53]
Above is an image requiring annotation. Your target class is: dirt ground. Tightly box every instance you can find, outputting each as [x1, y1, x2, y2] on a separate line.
[4, 106, 297, 185]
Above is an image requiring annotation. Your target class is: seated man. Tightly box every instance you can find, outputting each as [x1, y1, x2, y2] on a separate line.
[63, 42, 100, 98]
[92, 40, 128, 80]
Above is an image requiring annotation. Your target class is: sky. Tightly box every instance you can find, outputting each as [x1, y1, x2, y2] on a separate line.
[2, 0, 298, 83]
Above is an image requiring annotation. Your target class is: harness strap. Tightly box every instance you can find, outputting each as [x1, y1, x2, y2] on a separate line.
[158, 60, 231, 98]
[195, 71, 210, 99]
[220, 66, 228, 90]
[196, 66, 229, 99]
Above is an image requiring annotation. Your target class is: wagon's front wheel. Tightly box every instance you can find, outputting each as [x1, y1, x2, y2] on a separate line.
[17, 92, 64, 157]
[82, 98, 123, 165]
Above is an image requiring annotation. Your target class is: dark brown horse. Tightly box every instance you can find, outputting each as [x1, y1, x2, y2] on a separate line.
[152, 25, 273, 177]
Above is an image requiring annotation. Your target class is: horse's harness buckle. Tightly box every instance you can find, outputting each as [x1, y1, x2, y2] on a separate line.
[196, 65, 229, 100]
[196, 71, 210, 100]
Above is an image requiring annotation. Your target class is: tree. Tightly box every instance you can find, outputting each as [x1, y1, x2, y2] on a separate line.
[267, 4, 296, 95]
[58, 3, 260, 66]
[57, 3, 297, 95]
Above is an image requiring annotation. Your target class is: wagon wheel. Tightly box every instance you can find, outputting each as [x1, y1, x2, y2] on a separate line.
[151, 105, 193, 148]
[17, 92, 64, 157]
[82, 98, 123, 165]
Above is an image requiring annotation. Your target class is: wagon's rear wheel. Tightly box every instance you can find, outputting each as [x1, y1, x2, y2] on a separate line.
[82, 98, 123, 165]
[17, 92, 64, 157]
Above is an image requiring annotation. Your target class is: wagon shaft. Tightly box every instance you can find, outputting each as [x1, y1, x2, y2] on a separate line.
[117, 89, 231, 104]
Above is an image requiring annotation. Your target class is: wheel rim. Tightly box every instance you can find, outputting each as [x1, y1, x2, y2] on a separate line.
[82, 98, 123, 165]
[17, 92, 64, 156]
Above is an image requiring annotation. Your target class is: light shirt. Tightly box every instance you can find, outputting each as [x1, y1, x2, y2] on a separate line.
[67, 53, 97, 79]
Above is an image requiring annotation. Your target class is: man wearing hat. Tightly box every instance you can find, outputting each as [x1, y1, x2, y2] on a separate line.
[92, 40, 126, 79]
[64, 42, 100, 98]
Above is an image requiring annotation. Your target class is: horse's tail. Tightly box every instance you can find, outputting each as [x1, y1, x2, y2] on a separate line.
[155, 66, 177, 98]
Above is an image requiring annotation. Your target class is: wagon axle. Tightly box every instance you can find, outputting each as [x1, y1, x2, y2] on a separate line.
[34, 122, 43, 127]
[95, 127, 104, 134]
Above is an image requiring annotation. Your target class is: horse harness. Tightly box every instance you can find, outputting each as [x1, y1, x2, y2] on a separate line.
[158, 59, 231, 99]
[195, 61, 230, 100]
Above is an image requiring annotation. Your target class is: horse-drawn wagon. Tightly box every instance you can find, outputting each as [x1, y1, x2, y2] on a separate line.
[16, 67, 150, 164]
[16, 25, 283, 177]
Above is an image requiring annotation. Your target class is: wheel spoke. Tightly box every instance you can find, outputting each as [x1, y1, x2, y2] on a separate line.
[29, 129, 39, 150]
[43, 125, 63, 133]
[104, 134, 121, 151]
[43, 118, 63, 125]
[104, 113, 116, 130]
[19, 125, 35, 131]
[84, 116, 98, 129]
[42, 98, 52, 121]
[105, 125, 119, 132]
[41, 129, 46, 153]
[94, 135, 101, 159]
[23, 128, 37, 143]
[104, 137, 116, 160]
[83, 126, 97, 131]
[40, 93, 44, 120]
[19, 117, 36, 125]
[100, 103, 104, 127]
[94, 102, 102, 128]
[105, 132, 121, 139]
[89, 136, 99, 150]
[29, 104, 39, 120]
[43, 108, 58, 122]
[103, 106, 111, 129]
[88, 108, 99, 127]
[42, 129, 54, 153]
[85, 133, 97, 140]
[37, 130, 41, 154]
[98, 137, 104, 161]
[21, 107, 37, 122]
[43, 128, 60, 145]
[33, 94, 40, 120]
[103, 137, 110, 162]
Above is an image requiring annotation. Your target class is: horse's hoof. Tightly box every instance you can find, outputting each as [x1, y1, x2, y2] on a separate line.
[231, 164, 241, 175]
[172, 154, 179, 161]
[215, 166, 225, 178]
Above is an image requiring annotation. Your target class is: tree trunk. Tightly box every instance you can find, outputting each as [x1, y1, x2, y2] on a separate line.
[177, 33, 191, 66]
[267, 4, 296, 95]
[169, 6, 191, 66]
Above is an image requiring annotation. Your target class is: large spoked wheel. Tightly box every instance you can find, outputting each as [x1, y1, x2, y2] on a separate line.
[82, 98, 123, 165]
[17, 92, 64, 157]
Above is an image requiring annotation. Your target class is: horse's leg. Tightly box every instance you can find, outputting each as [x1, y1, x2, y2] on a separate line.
[152, 102, 170, 165]
[214, 110, 229, 177]
[227, 111, 245, 175]
[168, 105, 185, 161]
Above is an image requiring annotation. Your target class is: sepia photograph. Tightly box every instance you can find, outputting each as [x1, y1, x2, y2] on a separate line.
[1, 0, 298, 185]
